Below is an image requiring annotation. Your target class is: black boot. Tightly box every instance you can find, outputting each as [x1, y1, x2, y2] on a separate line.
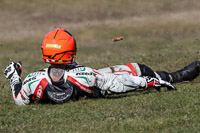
[157, 61, 200, 83]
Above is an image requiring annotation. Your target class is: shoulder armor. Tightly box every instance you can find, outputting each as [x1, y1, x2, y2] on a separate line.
[26, 69, 47, 77]
[66, 65, 84, 71]
[23, 69, 48, 85]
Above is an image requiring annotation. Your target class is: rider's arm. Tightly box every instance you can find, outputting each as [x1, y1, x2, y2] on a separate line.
[4, 62, 30, 105]
[4, 62, 49, 105]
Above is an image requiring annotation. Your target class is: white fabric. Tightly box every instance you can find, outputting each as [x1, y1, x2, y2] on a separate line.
[98, 63, 142, 76]
[7, 64, 148, 105]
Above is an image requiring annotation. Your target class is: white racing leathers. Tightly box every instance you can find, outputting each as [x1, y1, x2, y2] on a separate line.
[10, 63, 148, 105]
[68, 64, 146, 93]
[95, 63, 146, 92]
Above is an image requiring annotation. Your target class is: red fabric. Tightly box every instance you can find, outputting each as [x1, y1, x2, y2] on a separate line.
[67, 76, 95, 94]
[32, 78, 48, 101]
[147, 80, 159, 88]
[147, 81, 154, 87]
[92, 70, 102, 75]
[114, 70, 132, 73]
[126, 63, 138, 76]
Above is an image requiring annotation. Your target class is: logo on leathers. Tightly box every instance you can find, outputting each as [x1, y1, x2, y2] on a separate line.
[36, 85, 43, 99]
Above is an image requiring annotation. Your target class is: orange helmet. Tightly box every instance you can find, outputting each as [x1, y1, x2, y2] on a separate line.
[41, 28, 77, 64]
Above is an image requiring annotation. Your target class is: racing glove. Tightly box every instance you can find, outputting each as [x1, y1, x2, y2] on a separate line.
[4, 62, 22, 92]
[144, 76, 176, 90]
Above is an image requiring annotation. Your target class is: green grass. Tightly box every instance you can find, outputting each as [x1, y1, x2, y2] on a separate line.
[0, 0, 200, 132]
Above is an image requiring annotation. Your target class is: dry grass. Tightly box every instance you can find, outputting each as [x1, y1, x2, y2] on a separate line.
[1, 0, 200, 41]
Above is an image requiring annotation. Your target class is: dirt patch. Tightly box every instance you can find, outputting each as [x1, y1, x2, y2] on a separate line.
[1, 0, 200, 42]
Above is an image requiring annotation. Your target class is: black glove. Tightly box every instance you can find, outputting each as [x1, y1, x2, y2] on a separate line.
[144, 76, 176, 90]
[4, 62, 22, 79]
[4, 62, 22, 90]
